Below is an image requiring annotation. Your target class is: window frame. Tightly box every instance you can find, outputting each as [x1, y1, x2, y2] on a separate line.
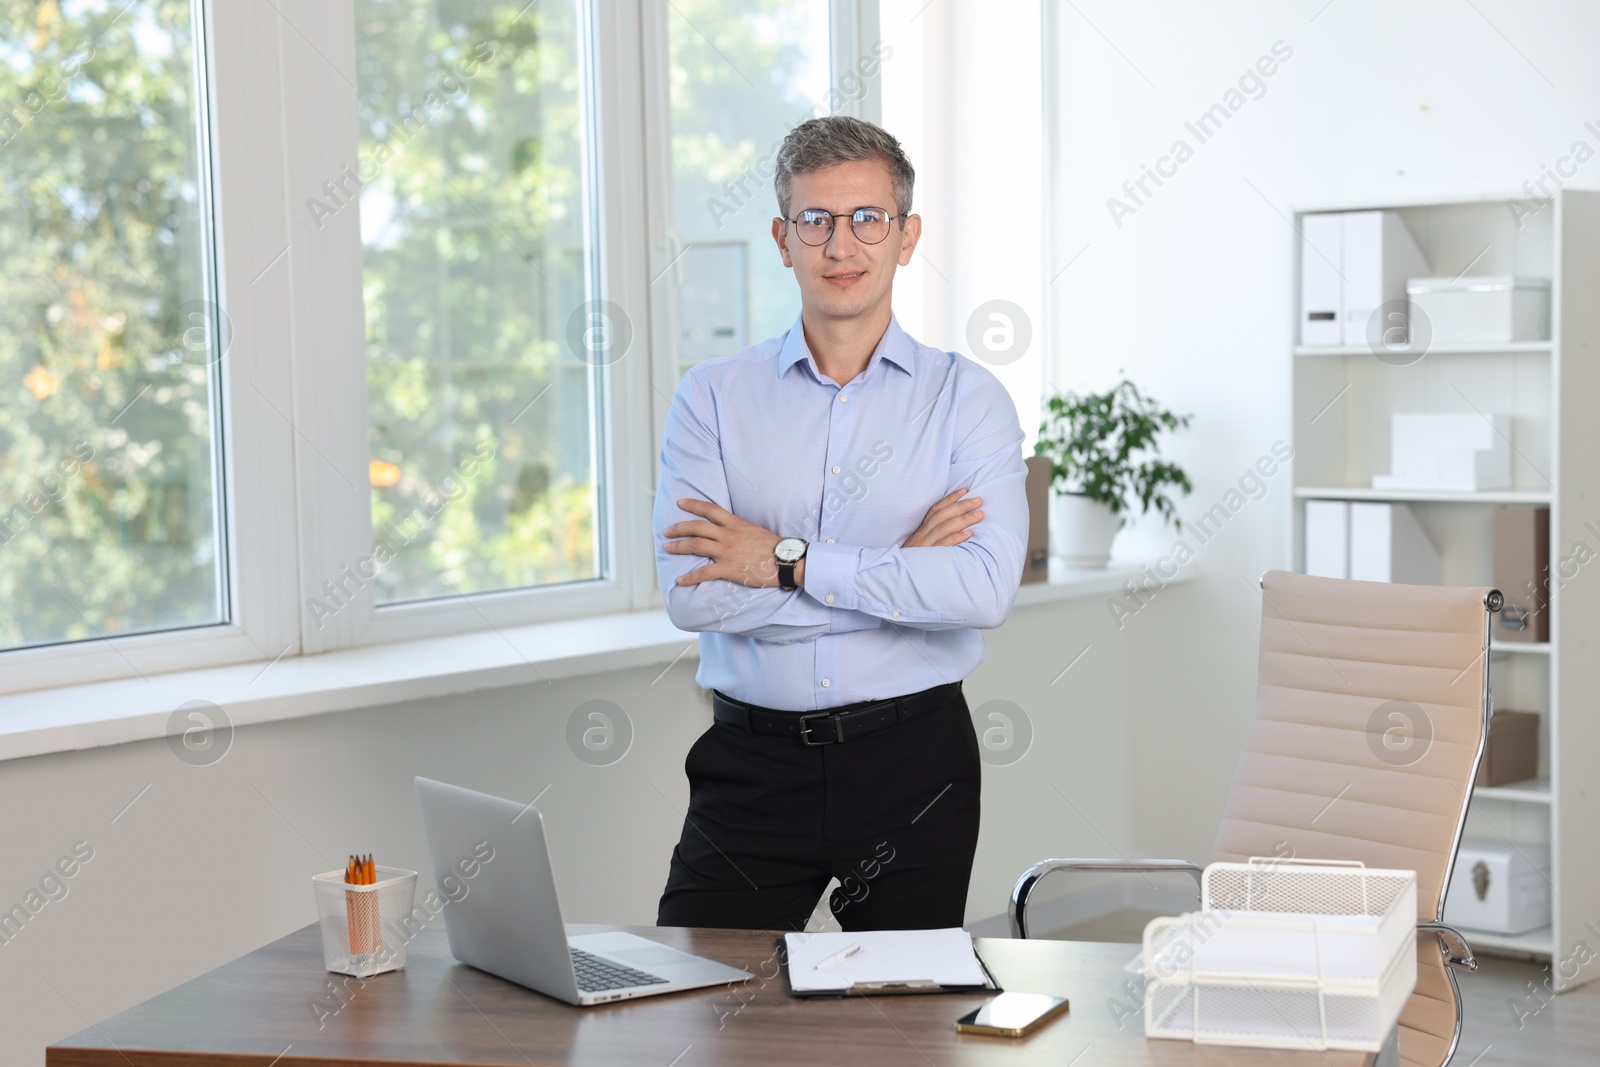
[0, 0, 301, 695]
[0, 0, 879, 699]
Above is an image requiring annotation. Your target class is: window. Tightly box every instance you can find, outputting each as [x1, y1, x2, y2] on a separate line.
[664, 0, 833, 377]
[353, 0, 601, 605]
[0, 0, 226, 654]
[0, 1, 888, 700]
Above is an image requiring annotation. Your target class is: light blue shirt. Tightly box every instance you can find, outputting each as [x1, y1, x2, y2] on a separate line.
[654, 311, 1028, 711]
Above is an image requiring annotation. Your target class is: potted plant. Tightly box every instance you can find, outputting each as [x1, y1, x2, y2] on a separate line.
[1035, 379, 1193, 568]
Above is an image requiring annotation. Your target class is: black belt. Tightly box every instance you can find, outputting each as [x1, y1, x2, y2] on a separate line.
[711, 682, 962, 746]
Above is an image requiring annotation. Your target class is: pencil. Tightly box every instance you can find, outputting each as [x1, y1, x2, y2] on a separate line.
[344, 853, 382, 956]
[344, 855, 361, 953]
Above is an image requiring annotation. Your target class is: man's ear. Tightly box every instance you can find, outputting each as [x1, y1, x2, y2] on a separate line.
[772, 217, 795, 268]
[895, 213, 922, 267]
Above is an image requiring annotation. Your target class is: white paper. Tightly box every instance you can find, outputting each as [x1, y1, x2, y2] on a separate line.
[1146, 911, 1389, 983]
[784, 928, 987, 992]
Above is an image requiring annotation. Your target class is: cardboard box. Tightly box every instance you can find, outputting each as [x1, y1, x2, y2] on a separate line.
[1445, 838, 1551, 935]
[1493, 506, 1550, 643]
[1021, 455, 1051, 585]
[1476, 710, 1540, 787]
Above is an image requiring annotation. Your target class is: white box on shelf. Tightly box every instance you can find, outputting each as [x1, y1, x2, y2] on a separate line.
[1298, 210, 1429, 348]
[1300, 213, 1344, 346]
[1343, 211, 1431, 348]
[1445, 839, 1552, 936]
[1407, 276, 1551, 345]
[1304, 500, 1350, 578]
[1348, 502, 1441, 585]
[1143, 859, 1417, 1053]
[1372, 412, 1512, 492]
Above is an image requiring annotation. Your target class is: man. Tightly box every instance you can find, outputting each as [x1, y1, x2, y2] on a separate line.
[652, 114, 1028, 933]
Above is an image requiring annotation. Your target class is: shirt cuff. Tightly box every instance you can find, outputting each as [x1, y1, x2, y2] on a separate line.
[801, 541, 862, 617]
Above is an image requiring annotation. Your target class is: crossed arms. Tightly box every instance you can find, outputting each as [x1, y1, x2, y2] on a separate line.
[653, 370, 1028, 642]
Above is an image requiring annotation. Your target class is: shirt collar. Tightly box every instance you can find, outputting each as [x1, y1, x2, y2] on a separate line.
[777, 312, 915, 383]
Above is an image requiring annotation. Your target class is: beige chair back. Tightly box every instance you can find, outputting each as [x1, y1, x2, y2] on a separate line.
[1210, 570, 1496, 1067]
[1211, 569, 1494, 921]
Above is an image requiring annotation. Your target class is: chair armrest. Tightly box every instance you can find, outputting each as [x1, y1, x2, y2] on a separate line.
[1418, 921, 1478, 972]
[1009, 858, 1203, 938]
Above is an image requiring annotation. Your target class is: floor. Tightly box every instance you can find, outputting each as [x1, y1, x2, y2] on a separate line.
[1454, 951, 1600, 1066]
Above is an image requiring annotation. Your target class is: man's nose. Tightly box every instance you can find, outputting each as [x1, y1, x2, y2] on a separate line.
[824, 219, 861, 256]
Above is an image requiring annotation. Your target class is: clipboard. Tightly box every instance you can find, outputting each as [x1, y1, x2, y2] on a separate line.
[775, 931, 1003, 998]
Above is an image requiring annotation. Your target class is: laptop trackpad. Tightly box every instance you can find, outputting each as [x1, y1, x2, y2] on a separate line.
[607, 945, 693, 969]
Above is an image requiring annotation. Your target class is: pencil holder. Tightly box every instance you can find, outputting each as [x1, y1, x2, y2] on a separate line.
[311, 866, 417, 978]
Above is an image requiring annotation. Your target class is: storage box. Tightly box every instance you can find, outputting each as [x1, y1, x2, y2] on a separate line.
[312, 866, 418, 977]
[1022, 455, 1050, 585]
[1299, 211, 1429, 347]
[1493, 506, 1550, 642]
[1304, 500, 1351, 579]
[1477, 710, 1540, 787]
[1143, 859, 1417, 1053]
[1343, 212, 1431, 348]
[1302, 500, 1440, 584]
[1407, 276, 1550, 345]
[1372, 412, 1512, 492]
[1348, 502, 1441, 585]
[1445, 839, 1551, 935]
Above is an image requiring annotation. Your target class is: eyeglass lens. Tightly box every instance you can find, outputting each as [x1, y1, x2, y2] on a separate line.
[792, 208, 894, 245]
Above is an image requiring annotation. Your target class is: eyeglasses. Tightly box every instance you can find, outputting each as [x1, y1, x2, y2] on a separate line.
[784, 206, 904, 246]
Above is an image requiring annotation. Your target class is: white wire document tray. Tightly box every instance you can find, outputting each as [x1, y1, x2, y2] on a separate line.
[1142, 858, 1417, 1052]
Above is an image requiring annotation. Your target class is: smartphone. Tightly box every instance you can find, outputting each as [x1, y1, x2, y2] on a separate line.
[955, 992, 1071, 1037]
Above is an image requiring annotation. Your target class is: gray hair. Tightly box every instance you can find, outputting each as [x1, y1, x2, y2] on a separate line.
[773, 115, 914, 222]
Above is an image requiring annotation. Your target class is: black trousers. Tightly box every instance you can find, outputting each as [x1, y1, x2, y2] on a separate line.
[656, 683, 981, 932]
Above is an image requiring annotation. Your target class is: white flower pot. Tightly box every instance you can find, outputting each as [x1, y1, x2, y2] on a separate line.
[1050, 493, 1122, 568]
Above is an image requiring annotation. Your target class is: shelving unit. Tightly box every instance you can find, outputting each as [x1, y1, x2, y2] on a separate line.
[1293, 487, 1553, 505]
[1288, 190, 1600, 989]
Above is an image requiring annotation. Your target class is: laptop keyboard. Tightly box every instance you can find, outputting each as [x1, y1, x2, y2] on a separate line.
[571, 947, 670, 993]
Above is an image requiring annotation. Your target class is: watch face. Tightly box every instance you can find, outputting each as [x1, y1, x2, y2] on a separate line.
[775, 537, 806, 563]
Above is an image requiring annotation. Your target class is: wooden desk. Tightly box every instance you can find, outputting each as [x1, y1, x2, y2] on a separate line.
[49, 923, 1388, 1066]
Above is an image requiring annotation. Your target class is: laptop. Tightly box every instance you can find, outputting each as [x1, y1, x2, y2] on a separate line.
[414, 776, 753, 1005]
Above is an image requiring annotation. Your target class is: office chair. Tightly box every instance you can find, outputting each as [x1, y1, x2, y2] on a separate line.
[1010, 569, 1500, 1067]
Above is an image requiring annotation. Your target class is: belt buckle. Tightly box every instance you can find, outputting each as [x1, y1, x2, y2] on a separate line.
[797, 711, 844, 746]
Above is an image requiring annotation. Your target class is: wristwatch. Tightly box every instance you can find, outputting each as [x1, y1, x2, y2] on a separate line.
[775, 537, 808, 591]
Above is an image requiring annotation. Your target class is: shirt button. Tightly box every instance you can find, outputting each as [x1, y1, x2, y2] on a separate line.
[832, 465, 841, 474]
[826, 538, 834, 543]
[825, 593, 835, 604]
[838, 394, 848, 403]
[821, 677, 831, 687]
[892, 610, 901, 618]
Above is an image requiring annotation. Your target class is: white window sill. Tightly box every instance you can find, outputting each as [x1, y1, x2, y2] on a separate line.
[1013, 558, 1193, 608]
[0, 561, 1187, 763]
[0, 610, 701, 764]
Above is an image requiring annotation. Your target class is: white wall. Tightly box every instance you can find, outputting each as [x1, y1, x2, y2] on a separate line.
[881, 0, 1045, 451]
[1047, 0, 1600, 858]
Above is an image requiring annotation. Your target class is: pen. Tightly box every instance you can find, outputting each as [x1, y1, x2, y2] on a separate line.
[814, 943, 861, 970]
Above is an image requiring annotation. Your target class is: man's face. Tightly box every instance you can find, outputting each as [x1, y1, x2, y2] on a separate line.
[772, 158, 920, 326]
